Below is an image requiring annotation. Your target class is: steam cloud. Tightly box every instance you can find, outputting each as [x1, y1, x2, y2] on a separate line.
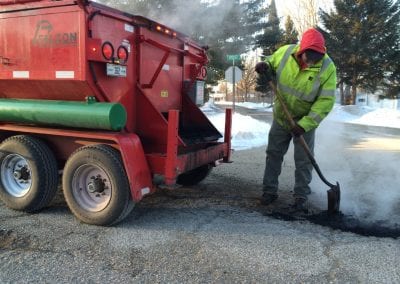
[310, 120, 400, 226]
[97, 0, 239, 44]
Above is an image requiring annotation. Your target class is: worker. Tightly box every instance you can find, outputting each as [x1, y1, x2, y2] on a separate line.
[255, 28, 337, 209]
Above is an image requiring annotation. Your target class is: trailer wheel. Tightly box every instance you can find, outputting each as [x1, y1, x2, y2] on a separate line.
[0, 135, 59, 212]
[176, 164, 213, 186]
[62, 144, 134, 226]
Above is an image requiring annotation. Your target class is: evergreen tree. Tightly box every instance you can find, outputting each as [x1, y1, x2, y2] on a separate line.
[255, 0, 283, 94]
[320, 0, 400, 104]
[387, 51, 400, 98]
[282, 16, 299, 45]
[256, 0, 283, 54]
[243, 0, 265, 49]
[205, 0, 265, 84]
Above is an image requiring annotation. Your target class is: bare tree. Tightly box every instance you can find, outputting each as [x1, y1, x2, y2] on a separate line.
[281, 0, 333, 34]
[236, 61, 258, 102]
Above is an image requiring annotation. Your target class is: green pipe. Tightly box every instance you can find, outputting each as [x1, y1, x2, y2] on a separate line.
[0, 98, 127, 131]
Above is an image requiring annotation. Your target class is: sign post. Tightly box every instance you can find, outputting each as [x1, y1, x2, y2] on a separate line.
[225, 54, 241, 112]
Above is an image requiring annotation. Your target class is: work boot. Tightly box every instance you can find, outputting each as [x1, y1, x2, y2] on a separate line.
[292, 197, 307, 211]
[260, 193, 278, 205]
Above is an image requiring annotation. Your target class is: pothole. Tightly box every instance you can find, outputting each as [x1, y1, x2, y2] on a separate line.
[264, 211, 400, 238]
[307, 212, 400, 238]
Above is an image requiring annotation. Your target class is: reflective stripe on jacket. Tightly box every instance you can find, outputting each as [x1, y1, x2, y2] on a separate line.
[267, 44, 337, 132]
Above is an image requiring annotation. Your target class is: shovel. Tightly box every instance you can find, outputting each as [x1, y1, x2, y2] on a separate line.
[269, 81, 341, 214]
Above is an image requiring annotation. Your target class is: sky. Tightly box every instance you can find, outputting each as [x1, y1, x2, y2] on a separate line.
[201, 101, 400, 225]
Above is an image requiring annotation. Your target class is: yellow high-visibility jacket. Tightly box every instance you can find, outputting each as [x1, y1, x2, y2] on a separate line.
[267, 44, 337, 132]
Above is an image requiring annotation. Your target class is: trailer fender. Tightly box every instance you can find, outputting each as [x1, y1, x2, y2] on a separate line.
[113, 134, 154, 202]
[0, 124, 154, 203]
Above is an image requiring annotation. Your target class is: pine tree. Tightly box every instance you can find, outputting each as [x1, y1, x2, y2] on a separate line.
[204, 0, 261, 84]
[255, 0, 283, 94]
[190, 0, 267, 85]
[387, 51, 400, 98]
[282, 16, 298, 45]
[256, 0, 283, 54]
[320, 0, 400, 104]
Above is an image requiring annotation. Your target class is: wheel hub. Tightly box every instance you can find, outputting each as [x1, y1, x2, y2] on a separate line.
[13, 165, 30, 182]
[1, 154, 32, 197]
[87, 175, 106, 194]
[72, 164, 112, 212]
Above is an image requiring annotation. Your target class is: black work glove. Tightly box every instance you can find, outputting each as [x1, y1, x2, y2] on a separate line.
[291, 123, 305, 137]
[255, 62, 268, 73]
[255, 62, 273, 82]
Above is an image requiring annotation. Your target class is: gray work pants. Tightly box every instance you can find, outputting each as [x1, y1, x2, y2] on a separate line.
[262, 120, 315, 199]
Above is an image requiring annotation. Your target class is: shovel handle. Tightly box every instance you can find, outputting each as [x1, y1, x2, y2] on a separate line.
[268, 81, 335, 188]
[269, 81, 296, 128]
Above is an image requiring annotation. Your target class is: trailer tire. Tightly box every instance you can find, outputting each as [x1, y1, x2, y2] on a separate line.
[62, 144, 134, 226]
[0, 135, 59, 212]
[176, 164, 212, 186]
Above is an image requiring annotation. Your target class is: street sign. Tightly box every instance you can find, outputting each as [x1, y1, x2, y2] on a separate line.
[226, 54, 241, 61]
[225, 66, 242, 84]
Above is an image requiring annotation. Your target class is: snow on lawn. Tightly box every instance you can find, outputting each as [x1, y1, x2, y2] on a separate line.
[327, 104, 400, 129]
[202, 101, 400, 151]
[206, 112, 270, 151]
[214, 100, 273, 111]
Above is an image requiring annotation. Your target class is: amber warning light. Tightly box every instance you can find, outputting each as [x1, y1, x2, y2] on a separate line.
[155, 25, 177, 37]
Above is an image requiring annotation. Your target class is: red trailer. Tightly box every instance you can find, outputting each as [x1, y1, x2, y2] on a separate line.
[0, 0, 232, 225]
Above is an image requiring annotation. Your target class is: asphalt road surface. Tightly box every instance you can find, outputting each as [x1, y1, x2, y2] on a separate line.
[0, 106, 399, 283]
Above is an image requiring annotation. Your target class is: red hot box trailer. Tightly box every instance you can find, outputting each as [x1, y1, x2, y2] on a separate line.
[0, 0, 232, 225]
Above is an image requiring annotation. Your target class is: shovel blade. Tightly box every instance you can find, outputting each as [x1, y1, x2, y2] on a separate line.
[327, 182, 341, 214]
